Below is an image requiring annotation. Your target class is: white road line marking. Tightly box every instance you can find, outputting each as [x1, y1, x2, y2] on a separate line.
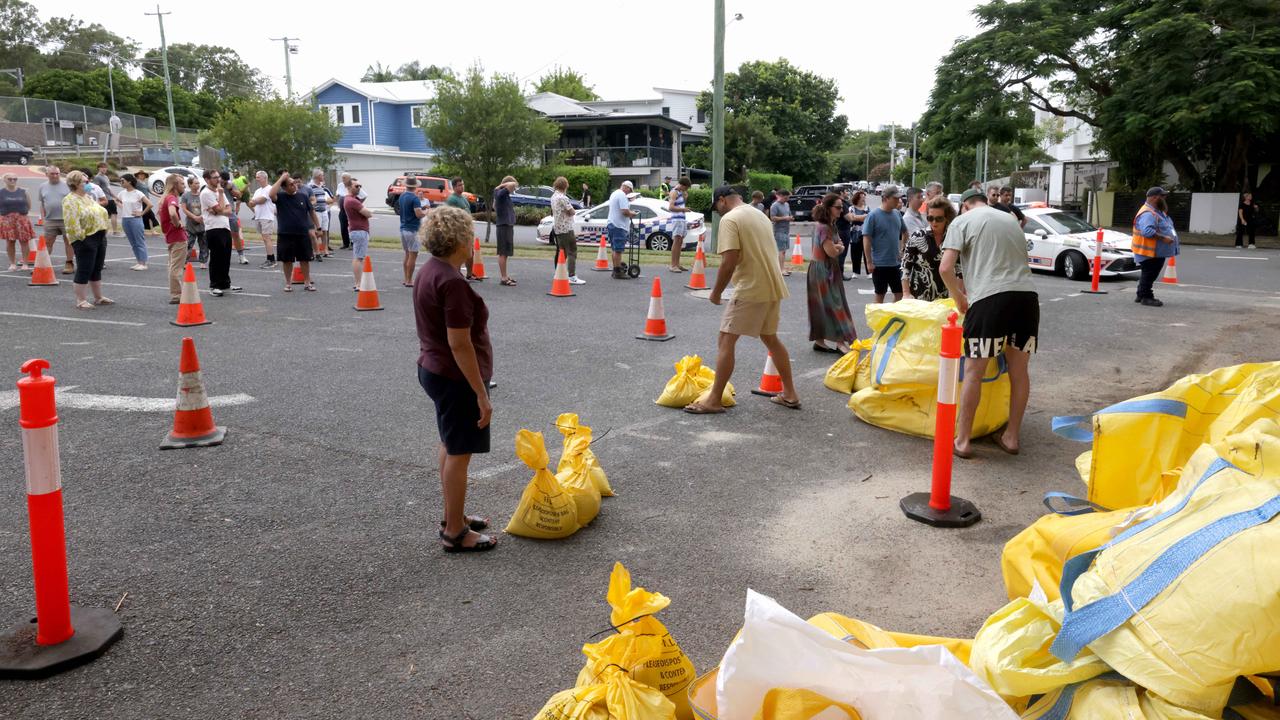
[0, 311, 145, 326]
[0, 389, 256, 413]
[325, 347, 364, 353]
[1168, 322, 1188, 327]
[470, 461, 523, 480]
[1067, 293, 1082, 297]
[1215, 256, 1268, 260]
[800, 367, 828, 380]
[1050, 297, 1064, 302]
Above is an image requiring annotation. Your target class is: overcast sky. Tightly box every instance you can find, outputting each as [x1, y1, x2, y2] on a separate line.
[53, 1, 985, 131]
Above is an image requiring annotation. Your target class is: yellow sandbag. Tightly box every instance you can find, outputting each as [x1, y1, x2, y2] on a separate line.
[969, 597, 1107, 703]
[556, 430, 602, 525]
[1051, 362, 1280, 509]
[806, 612, 973, 666]
[1000, 507, 1137, 602]
[823, 339, 872, 394]
[848, 299, 1009, 438]
[753, 688, 861, 719]
[848, 363, 1009, 439]
[576, 563, 696, 720]
[1053, 437, 1280, 715]
[556, 413, 613, 497]
[536, 663, 675, 720]
[656, 355, 735, 408]
[1021, 677, 1280, 719]
[504, 429, 581, 539]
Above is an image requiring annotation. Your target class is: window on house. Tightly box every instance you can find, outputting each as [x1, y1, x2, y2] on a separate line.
[321, 103, 362, 127]
[411, 105, 427, 127]
[661, 106, 670, 117]
[696, 108, 706, 124]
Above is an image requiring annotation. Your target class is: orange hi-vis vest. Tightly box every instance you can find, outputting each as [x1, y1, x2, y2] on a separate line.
[1132, 204, 1159, 259]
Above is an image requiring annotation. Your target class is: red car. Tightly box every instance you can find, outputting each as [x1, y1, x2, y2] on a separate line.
[385, 172, 479, 209]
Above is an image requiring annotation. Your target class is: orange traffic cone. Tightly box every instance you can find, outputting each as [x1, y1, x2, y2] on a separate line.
[291, 264, 305, 284]
[354, 255, 383, 311]
[790, 234, 805, 268]
[592, 235, 610, 271]
[160, 336, 227, 449]
[25, 237, 36, 264]
[685, 239, 708, 290]
[171, 262, 212, 327]
[636, 276, 674, 341]
[36, 213, 43, 227]
[1161, 256, 1179, 284]
[750, 353, 784, 397]
[188, 243, 197, 261]
[28, 237, 58, 286]
[470, 238, 486, 281]
[548, 248, 575, 297]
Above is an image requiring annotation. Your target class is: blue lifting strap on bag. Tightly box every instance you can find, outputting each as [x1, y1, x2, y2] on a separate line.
[1037, 672, 1126, 720]
[1051, 398, 1189, 443]
[872, 317, 906, 386]
[1052, 488, 1278, 661]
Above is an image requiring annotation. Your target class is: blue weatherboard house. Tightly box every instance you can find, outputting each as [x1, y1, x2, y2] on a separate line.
[309, 78, 439, 196]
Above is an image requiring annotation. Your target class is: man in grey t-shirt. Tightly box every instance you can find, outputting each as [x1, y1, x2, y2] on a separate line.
[94, 162, 119, 236]
[940, 188, 1039, 460]
[768, 189, 793, 275]
[37, 167, 74, 273]
[902, 187, 928, 239]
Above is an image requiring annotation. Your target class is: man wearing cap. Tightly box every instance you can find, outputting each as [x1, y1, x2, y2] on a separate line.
[862, 184, 906, 303]
[940, 188, 1039, 459]
[606, 181, 637, 278]
[1131, 187, 1178, 307]
[685, 186, 800, 414]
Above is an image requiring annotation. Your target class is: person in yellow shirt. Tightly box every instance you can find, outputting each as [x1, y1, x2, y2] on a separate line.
[685, 186, 800, 413]
[61, 171, 113, 309]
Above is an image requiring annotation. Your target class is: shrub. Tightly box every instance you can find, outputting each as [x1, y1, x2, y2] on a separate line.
[686, 187, 712, 215]
[637, 187, 665, 200]
[746, 171, 793, 194]
[515, 206, 551, 225]
[531, 164, 610, 206]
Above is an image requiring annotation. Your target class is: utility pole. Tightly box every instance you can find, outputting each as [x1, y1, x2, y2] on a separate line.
[103, 53, 116, 163]
[145, 5, 180, 165]
[865, 127, 870, 179]
[710, 0, 725, 252]
[888, 124, 897, 185]
[270, 36, 300, 100]
[911, 123, 917, 187]
[983, 138, 990, 183]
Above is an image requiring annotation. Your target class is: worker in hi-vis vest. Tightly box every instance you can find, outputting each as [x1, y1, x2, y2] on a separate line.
[1131, 186, 1179, 307]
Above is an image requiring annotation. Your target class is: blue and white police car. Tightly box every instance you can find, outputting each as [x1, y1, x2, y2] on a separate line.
[537, 193, 705, 251]
[1023, 206, 1139, 281]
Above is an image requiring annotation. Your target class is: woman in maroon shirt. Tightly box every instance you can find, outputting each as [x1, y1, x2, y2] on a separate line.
[415, 205, 497, 553]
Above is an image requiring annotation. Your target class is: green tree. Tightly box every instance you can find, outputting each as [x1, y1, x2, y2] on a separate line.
[204, 99, 339, 174]
[923, 0, 1280, 191]
[140, 44, 268, 98]
[421, 64, 560, 222]
[533, 67, 599, 101]
[395, 61, 453, 81]
[39, 16, 138, 72]
[0, 0, 43, 76]
[361, 62, 396, 83]
[23, 69, 114, 107]
[697, 59, 847, 184]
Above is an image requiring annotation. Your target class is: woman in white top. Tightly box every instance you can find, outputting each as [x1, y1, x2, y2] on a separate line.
[117, 173, 153, 270]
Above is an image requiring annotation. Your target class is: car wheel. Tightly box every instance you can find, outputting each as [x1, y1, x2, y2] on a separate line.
[19, 155, 29, 165]
[1061, 250, 1088, 280]
[151, 180, 164, 195]
[647, 232, 672, 251]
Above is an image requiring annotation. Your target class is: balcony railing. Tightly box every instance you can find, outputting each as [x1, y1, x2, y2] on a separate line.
[546, 145, 674, 169]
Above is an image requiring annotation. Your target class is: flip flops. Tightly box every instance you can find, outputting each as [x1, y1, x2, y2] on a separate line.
[683, 403, 726, 415]
[769, 395, 802, 410]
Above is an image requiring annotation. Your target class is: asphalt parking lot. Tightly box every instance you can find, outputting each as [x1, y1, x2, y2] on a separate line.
[1, 236, 1278, 718]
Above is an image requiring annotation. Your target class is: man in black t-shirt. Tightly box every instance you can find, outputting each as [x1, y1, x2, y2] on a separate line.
[1237, 191, 1258, 249]
[268, 172, 321, 291]
[994, 186, 1026, 229]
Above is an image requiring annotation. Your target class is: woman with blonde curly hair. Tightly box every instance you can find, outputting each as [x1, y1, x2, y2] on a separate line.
[414, 205, 497, 554]
[62, 170, 113, 309]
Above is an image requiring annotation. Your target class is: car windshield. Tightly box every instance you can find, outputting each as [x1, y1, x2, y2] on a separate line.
[1036, 211, 1096, 235]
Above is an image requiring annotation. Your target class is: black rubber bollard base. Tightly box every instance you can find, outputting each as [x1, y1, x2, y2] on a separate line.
[0, 606, 124, 679]
[1081, 289, 1108, 294]
[900, 492, 982, 528]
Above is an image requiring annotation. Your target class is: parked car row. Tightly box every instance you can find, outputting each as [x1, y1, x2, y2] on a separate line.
[536, 193, 703, 251]
[0, 138, 34, 165]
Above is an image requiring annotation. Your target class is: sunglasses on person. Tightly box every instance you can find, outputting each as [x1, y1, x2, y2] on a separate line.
[926, 214, 947, 223]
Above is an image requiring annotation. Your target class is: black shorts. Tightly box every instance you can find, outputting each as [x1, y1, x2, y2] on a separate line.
[963, 291, 1040, 358]
[276, 232, 313, 263]
[496, 225, 514, 257]
[105, 199, 118, 217]
[872, 266, 903, 295]
[418, 365, 490, 456]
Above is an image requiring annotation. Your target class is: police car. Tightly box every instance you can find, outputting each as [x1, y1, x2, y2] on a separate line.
[1023, 206, 1139, 280]
[536, 194, 705, 251]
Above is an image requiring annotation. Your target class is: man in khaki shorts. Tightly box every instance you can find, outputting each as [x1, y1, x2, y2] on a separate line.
[685, 186, 800, 414]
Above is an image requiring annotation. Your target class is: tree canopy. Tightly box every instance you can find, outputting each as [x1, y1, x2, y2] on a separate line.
[140, 44, 269, 99]
[534, 67, 599, 102]
[203, 100, 339, 174]
[421, 65, 560, 203]
[361, 62, 453, 83]
[921, 0, 1280, 191]
[697, 59, 848, 184]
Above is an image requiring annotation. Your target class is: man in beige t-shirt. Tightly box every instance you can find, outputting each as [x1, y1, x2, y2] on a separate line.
[685, 186, 800, 414]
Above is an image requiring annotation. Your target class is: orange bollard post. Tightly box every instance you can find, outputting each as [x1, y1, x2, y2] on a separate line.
[900, 312, 981, 528]
[0, 359, 123, 679]
[1082, 228, 1107, 294]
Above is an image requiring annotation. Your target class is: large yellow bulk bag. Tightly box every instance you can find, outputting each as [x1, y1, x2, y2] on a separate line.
[847, 299, 1010, 438]
[805, 612, 973, 667]
[969, 597, 1108, 703]
[576, 563, 697, 720]
[1021, 677, 1280, 719]
[556, 429, 602, 525]
[1050, 440, 1280, 715]
[657, 355, 735, 409]
[1000, 505, 1138, 602]
[823, 339, 872, 394]
[556, 413, 614, 497]
[504, 430, 581, 539]
[1051, 362, 1280, 509]
[752, 688, 862, 719]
